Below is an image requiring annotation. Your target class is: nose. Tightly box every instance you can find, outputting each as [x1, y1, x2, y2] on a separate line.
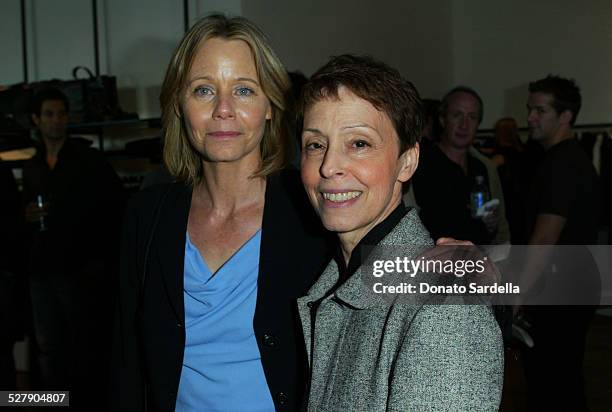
[212, 92, 235, 120]
[52, 113, 66, 125]
[319, 146, 346, 179]
[527, 110, 537, 123]
[459, 115, 469, 129]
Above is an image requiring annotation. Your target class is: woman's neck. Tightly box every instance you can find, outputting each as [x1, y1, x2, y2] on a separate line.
[195, 159, 266, 216]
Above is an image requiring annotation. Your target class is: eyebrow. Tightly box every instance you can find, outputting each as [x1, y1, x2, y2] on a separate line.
[303, 128, 324, 135]
[236, 77, 259, 86]
[302, 124, 377, 136]
[342, 123, 375, 131]
[187, 75, 260, 86]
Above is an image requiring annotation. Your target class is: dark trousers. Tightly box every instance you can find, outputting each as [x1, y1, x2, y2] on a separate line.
[0, 340, 16, 389]
[29, 275, 79, 390]
[522, 305, 595, 412]
[30, 268, 113, 411]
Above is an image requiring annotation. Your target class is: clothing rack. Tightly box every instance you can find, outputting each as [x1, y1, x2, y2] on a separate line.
[477, 123, 612, 136]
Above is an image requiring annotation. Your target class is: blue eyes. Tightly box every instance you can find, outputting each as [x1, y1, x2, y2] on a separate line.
[194, 86, 212, 97]
[236, 87, 254, 96]
[192, 86, 255, 97]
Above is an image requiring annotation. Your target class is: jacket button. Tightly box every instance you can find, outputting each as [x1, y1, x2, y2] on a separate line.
[177, 322, 183, 328]
[307, 301, 314, 308]
[263, 334, 277, 347]
[276, 392, 288, 405]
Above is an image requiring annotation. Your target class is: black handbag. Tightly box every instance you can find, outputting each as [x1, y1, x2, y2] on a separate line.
[2, 66, 130, 130]
[27, 66, 122, 123]
[69, 66, 121, 122]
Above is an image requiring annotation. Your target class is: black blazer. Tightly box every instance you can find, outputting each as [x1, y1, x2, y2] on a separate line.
[111, 170, 332, 411]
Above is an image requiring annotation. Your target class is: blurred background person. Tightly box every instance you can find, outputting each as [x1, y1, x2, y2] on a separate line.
[491, 117, 523, 165]
[490, 117, 529, 243]
[0, 160, 26, 390]
[412, 86, 509, 245]
[22, 88, 124, 407]
[421, 98, 442, 144]
[520, 75, 600, 412]
[288, 70, 308, 167]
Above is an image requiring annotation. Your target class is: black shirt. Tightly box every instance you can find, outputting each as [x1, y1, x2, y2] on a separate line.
[335, 203, 408, 284]
[0, 162, 24, 274]
[22, 138, 125, 277]
[412, 143, 492, 244]
[309, 203, 408, 358]
[527, 138, 600, 245]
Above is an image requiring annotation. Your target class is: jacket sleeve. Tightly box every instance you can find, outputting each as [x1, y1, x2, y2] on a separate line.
[387, 304, 504, 412]
[110, 200, 145, 411]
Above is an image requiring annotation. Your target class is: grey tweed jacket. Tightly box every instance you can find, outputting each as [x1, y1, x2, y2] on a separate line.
[297, 209, 504, 411]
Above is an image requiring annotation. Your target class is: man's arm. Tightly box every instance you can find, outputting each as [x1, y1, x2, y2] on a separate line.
[529, 213, 566, 245]
[471, 147, 510, 243]
[518, 213, 566, 295]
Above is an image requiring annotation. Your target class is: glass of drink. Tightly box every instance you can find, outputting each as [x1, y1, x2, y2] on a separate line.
[35, 194, 49, 231]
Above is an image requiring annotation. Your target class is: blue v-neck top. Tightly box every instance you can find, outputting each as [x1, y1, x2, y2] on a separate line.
[175, 230, 275, 412]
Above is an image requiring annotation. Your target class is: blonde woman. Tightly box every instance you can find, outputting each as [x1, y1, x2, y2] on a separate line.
[111, 15, 330, 411]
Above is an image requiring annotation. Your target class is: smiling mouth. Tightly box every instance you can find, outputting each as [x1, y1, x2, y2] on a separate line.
[321, 191, 362, 202]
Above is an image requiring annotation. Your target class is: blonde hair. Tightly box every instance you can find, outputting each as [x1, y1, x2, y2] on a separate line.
[160, 14, 292, 185]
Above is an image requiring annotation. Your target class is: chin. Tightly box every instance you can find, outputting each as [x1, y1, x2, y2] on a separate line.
[318, 213, 360, 235]
[452, 140, 472, 150]
[201, 146, 256, 163]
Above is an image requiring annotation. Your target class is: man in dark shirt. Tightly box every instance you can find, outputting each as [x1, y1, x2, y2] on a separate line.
[412, 86, 502, 244]
[22, 88, 124, 398]
[0, 161, 26, 389]
[521, 75, 600, 411]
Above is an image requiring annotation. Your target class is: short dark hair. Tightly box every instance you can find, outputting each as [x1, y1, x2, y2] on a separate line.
[31, 88, 69, 116]
[422, 98, 442, 140]
[529, 75, 581, 125]
[439, 86, 484, 123]
[300, 54, 422, 152]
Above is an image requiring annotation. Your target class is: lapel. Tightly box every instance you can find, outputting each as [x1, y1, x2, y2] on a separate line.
[297, 209, 433, 362]
[154, 184, 192, 323]
[257, 174, 278, 300]
[296, 262, 339, 362]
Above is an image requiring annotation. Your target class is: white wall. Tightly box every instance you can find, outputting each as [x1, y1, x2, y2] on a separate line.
[1, 0, 612, 126]
[0, 1, 24, 85]
[1, 0, 95, 84]
[452, 0, 612, 128]
[0, 0, 243, 118]
[29, 0, 96, 81]
[242, 0, 454, 100]
[103, 0, 183, 118]
[104, 0, 242, 118]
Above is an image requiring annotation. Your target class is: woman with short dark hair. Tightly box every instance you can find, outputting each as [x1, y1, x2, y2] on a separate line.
[298, 55, 504, 411]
